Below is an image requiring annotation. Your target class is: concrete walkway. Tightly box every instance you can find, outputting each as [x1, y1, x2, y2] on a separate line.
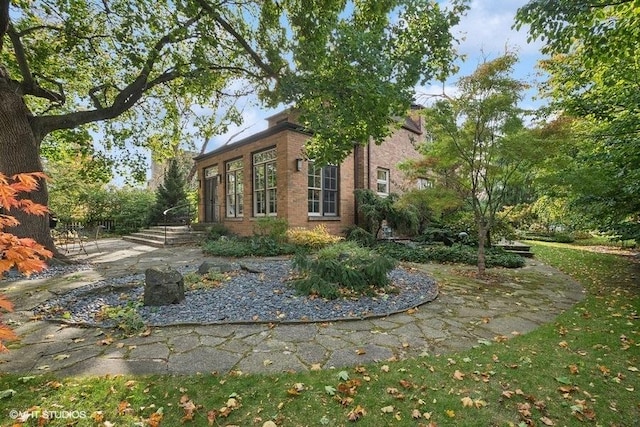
[0, 238, 585, 377]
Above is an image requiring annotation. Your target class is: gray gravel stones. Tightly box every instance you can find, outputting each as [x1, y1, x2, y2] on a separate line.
[34, 260, 438, 326]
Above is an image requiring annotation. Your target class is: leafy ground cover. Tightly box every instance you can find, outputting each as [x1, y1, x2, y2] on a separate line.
[0, 242, 638, 426]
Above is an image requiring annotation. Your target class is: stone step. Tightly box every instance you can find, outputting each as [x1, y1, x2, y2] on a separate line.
[504, 249, 534, 258]
[123, 227, 204, 248]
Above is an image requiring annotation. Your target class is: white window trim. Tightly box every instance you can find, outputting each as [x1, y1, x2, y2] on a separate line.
[308, 162, 339, 217]
[225, 159, 243, 218]
[376, 167, 390, 196]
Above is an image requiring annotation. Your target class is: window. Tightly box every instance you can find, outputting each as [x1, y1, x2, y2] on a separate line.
[225, 159, 243, 217]
[204, 165, 218, 179]
[308, 163, 338, 216]
[253, 148, 277, 216]
[376, 168, 390, 195]
[416, 177, 433, 190]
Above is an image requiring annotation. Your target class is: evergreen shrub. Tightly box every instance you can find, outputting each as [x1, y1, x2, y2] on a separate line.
[291, 241, 396, 299]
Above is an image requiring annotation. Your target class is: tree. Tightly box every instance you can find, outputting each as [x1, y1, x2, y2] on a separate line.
[418, 53, 544, 276]
[152, 158, 189, 224]
[515, 1, 640, 240]
[1, 0, 468, 254]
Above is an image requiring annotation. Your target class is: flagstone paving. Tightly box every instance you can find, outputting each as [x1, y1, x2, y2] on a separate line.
[0, 238, 585, 376]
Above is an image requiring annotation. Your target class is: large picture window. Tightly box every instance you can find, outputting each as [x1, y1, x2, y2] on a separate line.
[225, 158, 243, 217]
[308, 163, 338, 216]
[253, 148, 277, 216]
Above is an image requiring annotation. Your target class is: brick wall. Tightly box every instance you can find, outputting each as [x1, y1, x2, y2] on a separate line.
[196, 127, 358, 236]
[194, 112, 425, 237]
[368, 124, 424, 193]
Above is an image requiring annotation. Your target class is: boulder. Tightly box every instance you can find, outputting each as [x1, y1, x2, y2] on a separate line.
[144, 266, 185, 306]
[197, 261, 236, 275]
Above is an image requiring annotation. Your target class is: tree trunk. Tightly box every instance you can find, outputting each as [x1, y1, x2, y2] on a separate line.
[477, 225, 487, 277]
[0, 76, 56, 254]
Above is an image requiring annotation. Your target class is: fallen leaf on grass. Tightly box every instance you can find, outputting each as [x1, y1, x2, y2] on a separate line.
[347, 405, 366, 421]
[381, 405, 394, 413]
[453, 370, 465, 380]
[117, 400, 132, 416]
[540, 416, 555, 425]
[461, 397, 474, 408]
[501, 390, 514, 399]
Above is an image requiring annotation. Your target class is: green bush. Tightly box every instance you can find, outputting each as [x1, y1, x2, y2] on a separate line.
[291, 241, 396, 299]
[343, 225, 376, 247]
[202, 236, 298, 257]
[374, 242, 525, 268]
[253, 217, 289, 242]
[202, 238, 252, 257]
[521, 232, 575, 243]
[207, 223, 233, 240]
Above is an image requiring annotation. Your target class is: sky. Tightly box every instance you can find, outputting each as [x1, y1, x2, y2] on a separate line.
[203, 0, 546, 155]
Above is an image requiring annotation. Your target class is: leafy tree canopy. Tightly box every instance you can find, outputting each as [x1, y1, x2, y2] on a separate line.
[1, 0, 468, 171]
[416, 52, 550, 275]
[516, 1, 640, 239]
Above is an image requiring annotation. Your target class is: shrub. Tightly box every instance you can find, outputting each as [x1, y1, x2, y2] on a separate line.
[286, 225, 343, 249]
[253, 217, 288, 242]
[343, 225, 376, 247]
[355, 189, 418, 237]
[374, 242, 525, 268]
[202, 236, 298, 257]
[207, 223, 232, 240]
[291, 241, 396, 299]
[202, 238, 252, 257]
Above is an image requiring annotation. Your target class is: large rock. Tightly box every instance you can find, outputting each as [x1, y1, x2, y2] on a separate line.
[197, 261, 236, 275]
[144, 267, 185, 306]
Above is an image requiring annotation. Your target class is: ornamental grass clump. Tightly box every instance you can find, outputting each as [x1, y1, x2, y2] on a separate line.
[291, 241, 396, 299]
[286, 224, 343, 249]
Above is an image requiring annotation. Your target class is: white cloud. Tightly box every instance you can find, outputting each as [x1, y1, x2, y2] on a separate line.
[453, 0, 543, 58]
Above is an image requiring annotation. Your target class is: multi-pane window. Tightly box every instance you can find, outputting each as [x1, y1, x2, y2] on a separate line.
[376, 168, 390, 195]
[225, 159, 243, 217]
[308, 163, 338, 216]
[253, 148, 277, 216]
[416, 177, 433, 190]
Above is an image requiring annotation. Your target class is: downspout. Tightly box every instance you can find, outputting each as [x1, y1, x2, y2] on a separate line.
[367, 139, 371, 190]
[353, 144, 359, 226]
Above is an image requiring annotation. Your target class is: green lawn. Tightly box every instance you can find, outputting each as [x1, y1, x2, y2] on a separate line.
[1, 242, 638, 426]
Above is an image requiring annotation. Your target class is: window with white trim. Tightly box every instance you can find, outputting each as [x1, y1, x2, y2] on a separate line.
[376, 168, 390, 195]
[225, 159, 243, 217]
[253, 148, 277, 216]
[308, 162, 338, 216]
[416, 177, 433, 190]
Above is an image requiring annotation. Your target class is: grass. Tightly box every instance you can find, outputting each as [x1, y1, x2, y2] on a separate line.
[0, 242, 638, 426]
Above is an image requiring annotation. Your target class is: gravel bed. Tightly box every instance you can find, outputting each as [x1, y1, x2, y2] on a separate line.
[3, 263, 93, 282]
[34, 260, 438, 326]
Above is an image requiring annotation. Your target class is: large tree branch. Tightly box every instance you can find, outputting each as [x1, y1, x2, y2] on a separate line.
[6, 25, 65, 104]
[33, 13, 205, 138]
[195, 0, 277, 79]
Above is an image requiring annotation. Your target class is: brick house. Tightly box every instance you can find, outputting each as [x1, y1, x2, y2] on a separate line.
[193, 108, 427, 236]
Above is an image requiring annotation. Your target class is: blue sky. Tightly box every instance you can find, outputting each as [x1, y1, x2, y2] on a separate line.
[205, 0, 545, 154]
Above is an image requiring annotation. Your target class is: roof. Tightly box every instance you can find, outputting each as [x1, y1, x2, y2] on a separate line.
[193, 121, 310, 162]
